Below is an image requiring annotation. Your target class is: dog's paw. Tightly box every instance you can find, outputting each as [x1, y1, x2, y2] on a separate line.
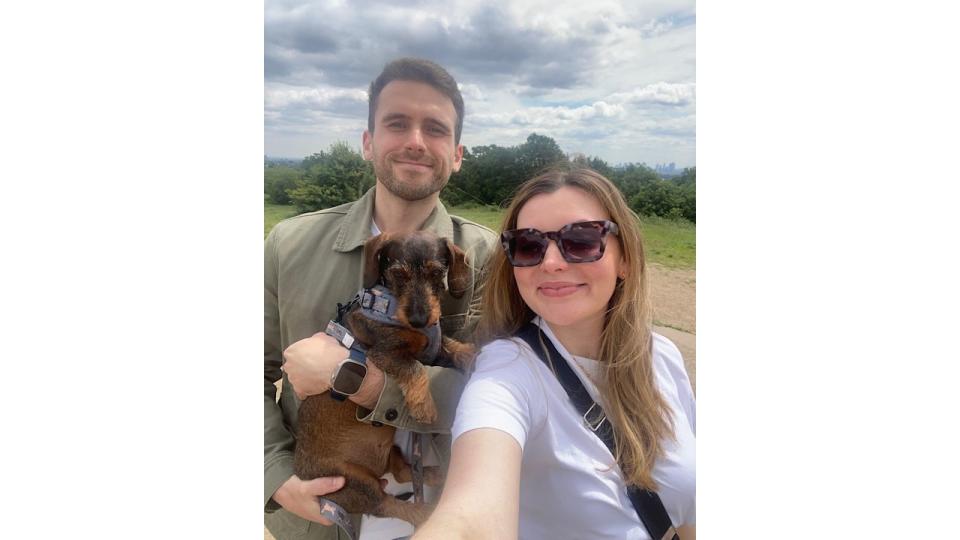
[409, 397, 438, 424]
[452, 345, 477, 370]
[443, 337, 477, 371]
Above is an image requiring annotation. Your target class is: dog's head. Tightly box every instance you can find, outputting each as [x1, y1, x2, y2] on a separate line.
[362, 231, 470, 329]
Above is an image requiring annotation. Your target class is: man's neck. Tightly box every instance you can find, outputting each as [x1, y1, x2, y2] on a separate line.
[372, 182, 439, 234]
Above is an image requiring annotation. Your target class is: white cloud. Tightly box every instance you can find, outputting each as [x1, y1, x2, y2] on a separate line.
[472, 101, 625, 128]
[609, 82, 697, 106]
[640, 18, 675, 38]
[264, 85, 367, 110]
[458, 83, 485, 101]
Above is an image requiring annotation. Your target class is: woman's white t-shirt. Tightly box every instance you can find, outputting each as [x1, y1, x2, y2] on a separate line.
[452, 318, 696, 540]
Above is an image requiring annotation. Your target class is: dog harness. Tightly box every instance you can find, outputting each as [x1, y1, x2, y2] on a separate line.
[335, 285, 443, 362]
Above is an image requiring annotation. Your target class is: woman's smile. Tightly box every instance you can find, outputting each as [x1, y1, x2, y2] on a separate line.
[537, 281, 585, 297]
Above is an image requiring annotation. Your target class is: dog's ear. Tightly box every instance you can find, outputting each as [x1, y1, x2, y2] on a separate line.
[443, 238, 470, 298]
[362, 233, 391, 288]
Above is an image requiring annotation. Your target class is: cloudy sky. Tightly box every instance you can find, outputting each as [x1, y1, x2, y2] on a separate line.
[265, 0, 695, 168]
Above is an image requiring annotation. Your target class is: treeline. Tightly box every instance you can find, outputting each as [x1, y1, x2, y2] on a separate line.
[265, 133, 695, 222]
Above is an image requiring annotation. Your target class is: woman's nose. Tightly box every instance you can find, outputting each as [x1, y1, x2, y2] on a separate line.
[539, 240, 567, 271]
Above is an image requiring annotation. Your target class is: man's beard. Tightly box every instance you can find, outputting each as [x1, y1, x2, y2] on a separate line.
[373, 151, 450, 202]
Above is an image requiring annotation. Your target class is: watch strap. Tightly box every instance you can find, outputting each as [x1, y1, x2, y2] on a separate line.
[325, 321, 368, 401]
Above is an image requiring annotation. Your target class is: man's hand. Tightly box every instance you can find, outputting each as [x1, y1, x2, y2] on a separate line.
[272, 475, 345, 525]
[282, 331, 385, 404]
[282, 332, 347, 399]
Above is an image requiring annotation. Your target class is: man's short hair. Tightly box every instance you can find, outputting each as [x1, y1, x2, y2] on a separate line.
[368, 57, 465, 144]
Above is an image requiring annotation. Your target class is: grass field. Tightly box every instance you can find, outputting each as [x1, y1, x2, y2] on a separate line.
[264, 203, 299, 237]
[637, 215, 696, 268]
[265, 202, 695, 269]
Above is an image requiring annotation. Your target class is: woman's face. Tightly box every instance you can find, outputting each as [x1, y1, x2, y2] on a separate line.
[512, 186, 626, 337]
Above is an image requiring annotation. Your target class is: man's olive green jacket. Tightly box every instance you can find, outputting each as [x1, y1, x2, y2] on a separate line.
[264, 187, 497, 539]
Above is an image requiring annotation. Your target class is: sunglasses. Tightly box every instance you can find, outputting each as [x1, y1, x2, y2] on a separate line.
[500, 220, 620, 267]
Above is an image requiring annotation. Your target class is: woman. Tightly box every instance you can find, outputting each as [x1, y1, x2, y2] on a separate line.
[413, 166, 696, 540]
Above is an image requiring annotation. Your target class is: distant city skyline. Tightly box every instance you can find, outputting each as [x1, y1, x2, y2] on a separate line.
[265, 0, 696, 168]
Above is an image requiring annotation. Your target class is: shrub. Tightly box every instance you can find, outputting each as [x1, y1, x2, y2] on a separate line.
[264, 166, 302, 205]
[287, 142, 375, 213]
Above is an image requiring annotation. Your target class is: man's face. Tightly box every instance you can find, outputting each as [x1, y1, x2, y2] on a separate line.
[363, 80, 464, 202]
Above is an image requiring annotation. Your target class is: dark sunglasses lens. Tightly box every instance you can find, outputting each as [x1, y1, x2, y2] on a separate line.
[560, 224, 605, 262]
[511, 231, 547, 266]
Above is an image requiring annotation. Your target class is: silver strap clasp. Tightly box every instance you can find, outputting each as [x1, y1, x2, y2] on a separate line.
[583, 401, 607, 432]
[660, 526, 679, 540]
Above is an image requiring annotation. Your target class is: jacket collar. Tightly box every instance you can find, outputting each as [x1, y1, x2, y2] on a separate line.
[333, 186, 455, 253]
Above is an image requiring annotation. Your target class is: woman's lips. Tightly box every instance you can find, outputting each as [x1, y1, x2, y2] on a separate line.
[538, 282, 584, 297]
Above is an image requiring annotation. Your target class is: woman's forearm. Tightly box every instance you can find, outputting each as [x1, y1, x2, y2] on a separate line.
[413, 428, 522, 540]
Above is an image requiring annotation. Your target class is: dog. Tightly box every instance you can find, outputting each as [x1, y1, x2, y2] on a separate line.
[293, 230, 476, 527]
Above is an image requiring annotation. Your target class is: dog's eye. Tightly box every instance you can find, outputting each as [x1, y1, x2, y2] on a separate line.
[387, 266, 411, 281]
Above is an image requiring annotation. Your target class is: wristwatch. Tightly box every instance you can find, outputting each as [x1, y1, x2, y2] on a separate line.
[325, 321, 368, 401]
[329, 349, 367, 401]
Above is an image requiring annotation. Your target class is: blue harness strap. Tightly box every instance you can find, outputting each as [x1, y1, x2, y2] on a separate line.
[355, 286, 442, 362]
[316, 497, 357, 540]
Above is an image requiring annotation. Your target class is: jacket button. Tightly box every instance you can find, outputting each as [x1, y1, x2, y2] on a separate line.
[371, 421, 383, 427]
[385, 409, 398, 421]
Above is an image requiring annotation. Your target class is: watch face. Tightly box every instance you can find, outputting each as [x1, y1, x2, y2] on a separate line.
[333, 360, 366, 395]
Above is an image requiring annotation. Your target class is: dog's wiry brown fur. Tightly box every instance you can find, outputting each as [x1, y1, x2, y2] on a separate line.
[293, 231, 476, 527]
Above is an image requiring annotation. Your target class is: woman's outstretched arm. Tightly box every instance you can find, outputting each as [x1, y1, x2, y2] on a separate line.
[413, 428, 522, 540]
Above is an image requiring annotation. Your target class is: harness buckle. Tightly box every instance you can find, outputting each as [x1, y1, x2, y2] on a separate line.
[325, 320, 355, 349]
[360, 290, 375, 309]
[583, 401, 607, 432]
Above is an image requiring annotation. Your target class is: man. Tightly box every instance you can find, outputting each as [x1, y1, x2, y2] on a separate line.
[264, 58, 497, 540]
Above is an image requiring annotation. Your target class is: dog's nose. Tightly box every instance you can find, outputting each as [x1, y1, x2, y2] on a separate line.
[407, 310, 428, 328]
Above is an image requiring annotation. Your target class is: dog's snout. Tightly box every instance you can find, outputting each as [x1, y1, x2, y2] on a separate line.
[405, 293, 431, 328]
[407, 310, 428, 328]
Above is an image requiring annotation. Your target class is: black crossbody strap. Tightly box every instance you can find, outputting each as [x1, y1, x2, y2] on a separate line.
[516, 323, 678, 540]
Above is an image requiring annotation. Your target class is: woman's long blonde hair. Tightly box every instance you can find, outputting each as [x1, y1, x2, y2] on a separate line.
[476, 165, 674, 490]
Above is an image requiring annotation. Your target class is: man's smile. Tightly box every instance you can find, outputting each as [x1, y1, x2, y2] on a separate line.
[394, 160, 434, 169]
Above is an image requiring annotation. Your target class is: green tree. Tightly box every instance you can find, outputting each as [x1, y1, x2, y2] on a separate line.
[264, 165, 302, 205]
[674, 166, 696, 187]
[571, 154, 613, 177]
[287, 142, 375, 213]
[673, 167, 696, 222]
[517, 133, 567, 172]
[446, 133, 570, 207]
[612, 163, 660, 201]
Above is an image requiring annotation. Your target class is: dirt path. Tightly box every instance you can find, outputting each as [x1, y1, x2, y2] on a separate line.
[648, 263, 696, 392]
[266, 264, 695, 539]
